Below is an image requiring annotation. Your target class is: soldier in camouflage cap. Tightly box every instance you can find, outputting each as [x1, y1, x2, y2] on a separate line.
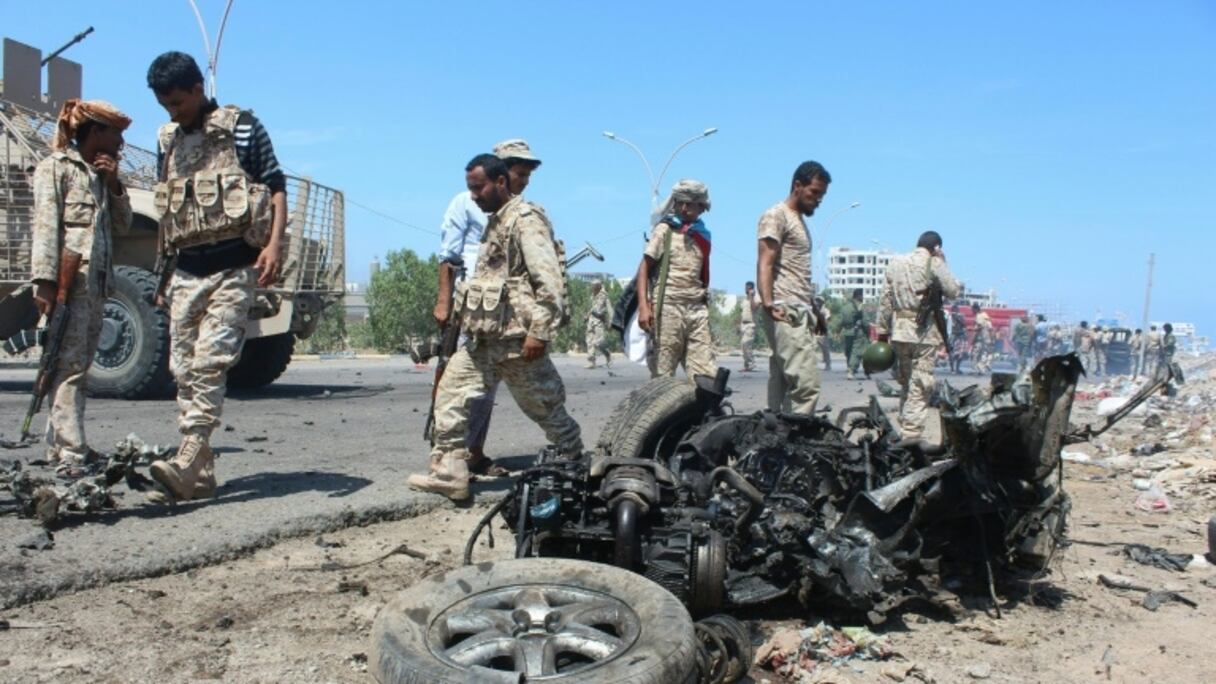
[433, 138, 545, 477]
[635, 179, 718, 379]
[585, 281, 613, 368]
[409, 154, 582, 501]
[31, 99, 133, 467]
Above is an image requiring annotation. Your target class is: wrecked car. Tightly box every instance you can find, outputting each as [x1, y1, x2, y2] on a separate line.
[370, 355, 1179, 683]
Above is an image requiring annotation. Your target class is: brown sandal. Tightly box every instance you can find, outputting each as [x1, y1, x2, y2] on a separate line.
[468, 455, 509, 478]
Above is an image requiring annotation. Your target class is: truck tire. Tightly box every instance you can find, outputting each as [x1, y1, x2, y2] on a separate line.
[228, 332, 295, 389]
[371, 558, 699, 684]
[88, 266, 173, 399]
[598, 377, 700, 461]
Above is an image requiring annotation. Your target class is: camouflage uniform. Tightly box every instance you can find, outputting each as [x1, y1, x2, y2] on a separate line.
[30, 148, 132, 462]
[1074, 327, 1096, 376]
[645, 222, 716, 378]
[148, 105, 274, 502]
[1129, 331, 1143, 376]
[757, 203, 819, 414]
[876, 248, 961, 439]
[739, 291, 757, 371]
[1145, 329, 1162, 377]
[971, 311, 994, 374]
[156, 106, 269, 439]
[411, 195, 583, 500]
[584, 288, 612, 367]
[948, 309, 967, 373]
[839, 297, 866, 377]
[1094, 328, 1110, 376]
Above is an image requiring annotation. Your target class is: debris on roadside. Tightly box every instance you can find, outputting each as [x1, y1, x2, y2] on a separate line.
[1122, 543, 1192, 571]
[15, 528, 54, 551]
[0, 433, 171, 525]
[755, 621, 896, 679]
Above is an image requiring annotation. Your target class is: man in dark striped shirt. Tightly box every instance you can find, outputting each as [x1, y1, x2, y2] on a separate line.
[144, 51, 288, 503]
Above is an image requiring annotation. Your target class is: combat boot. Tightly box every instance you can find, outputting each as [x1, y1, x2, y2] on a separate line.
[150, 434, 215, 501]
[407, 452, 471, 501]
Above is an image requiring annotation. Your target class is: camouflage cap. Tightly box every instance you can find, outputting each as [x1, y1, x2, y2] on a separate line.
[670, 179, 711, 210]
[493, 139, 541, 167]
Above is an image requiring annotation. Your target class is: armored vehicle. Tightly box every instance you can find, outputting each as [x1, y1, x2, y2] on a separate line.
[1, 37, 344, 397]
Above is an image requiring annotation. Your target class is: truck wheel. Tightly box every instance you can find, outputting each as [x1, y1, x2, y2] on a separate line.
[598, 377, 700, 461]
[371, 558, 699, 684]
[88, 266, 173, 399]
[228, 332, 295, 389]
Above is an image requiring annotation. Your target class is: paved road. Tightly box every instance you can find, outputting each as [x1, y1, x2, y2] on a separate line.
[0, 351, 933, 607]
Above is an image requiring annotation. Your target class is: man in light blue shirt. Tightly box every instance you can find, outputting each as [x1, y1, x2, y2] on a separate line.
[430, 139, 542, 476]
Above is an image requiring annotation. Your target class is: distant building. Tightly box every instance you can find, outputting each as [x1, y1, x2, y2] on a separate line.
[826, 246, 894, 302]
[344, 282, 368, 322]
[571, 271, 614, 284]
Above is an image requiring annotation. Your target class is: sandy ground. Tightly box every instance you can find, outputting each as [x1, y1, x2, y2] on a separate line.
[2, 363, 1215, 683]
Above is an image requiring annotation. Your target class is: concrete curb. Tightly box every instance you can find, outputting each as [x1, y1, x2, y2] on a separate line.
[0, 494, 502, 610]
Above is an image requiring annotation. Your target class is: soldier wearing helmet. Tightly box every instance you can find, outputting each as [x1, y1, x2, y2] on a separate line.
[875, 231, 962, 440]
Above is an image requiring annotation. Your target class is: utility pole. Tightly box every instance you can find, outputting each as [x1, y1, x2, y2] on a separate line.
[1136, 253, 1154, 380]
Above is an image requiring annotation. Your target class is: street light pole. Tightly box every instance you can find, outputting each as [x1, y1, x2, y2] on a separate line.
[815, 201, 860, 293]
[603, 127, 718, 209]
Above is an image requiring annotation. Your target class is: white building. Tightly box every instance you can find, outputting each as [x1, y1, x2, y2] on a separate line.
[826, 246, 895, 302]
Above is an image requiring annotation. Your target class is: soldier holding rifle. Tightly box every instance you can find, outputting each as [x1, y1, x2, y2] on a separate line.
[27, 99, 132, 465]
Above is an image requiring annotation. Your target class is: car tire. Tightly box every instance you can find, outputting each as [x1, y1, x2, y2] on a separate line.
[371, 558, 699, 684]
[228, 332, 295, 389]
[88, 266, 173, 399]
[597, 377, 700, 461]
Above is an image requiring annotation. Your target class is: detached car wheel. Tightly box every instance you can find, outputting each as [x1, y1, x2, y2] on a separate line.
[88, 265, 173, 399]
[371, 558, 699, 684]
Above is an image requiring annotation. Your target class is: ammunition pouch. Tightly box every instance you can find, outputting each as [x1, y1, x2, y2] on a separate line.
[459, 279, 510, 337]
[154, 168, 271, 251]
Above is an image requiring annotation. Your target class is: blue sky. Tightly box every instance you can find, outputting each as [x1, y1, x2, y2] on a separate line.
[5, 1, 1213, 334]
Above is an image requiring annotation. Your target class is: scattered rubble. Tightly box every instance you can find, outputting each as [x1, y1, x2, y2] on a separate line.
[0, 433, 171, 526]
[755, 621, 896, 679]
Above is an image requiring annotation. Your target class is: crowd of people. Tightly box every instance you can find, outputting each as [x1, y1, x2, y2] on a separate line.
[28, 49, 1181, 507]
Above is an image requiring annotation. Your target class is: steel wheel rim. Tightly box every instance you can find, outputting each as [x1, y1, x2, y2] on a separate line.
[425, 583, 641, 678]
[94, 298, 137, 371]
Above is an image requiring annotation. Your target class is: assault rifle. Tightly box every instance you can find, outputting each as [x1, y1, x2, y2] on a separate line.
[916, 267, 951, 356]
[20, 248, 83, 440]
[423, 243, 604, 443]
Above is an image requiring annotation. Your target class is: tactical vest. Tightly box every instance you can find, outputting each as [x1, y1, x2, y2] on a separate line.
[153, 106, 271, 251]
[456, 198, 569, 339]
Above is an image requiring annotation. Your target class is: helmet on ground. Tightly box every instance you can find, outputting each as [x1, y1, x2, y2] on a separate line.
[862, 342, 896, 374]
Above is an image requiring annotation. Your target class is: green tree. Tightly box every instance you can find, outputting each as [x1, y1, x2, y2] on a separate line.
[708, 292, 742, 349]
[366, 249, 440, 352]
[303, 301, 348, 353]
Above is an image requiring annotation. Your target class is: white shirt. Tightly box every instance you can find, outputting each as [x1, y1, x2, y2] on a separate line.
[437, 190, 488, 278]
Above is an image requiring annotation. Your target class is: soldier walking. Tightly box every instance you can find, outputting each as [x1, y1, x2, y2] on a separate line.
[876, 231, 962, 440]
[1145, 325, 1162, 377]
[434, 139, 542, 475]
[30, 100, 132, 467]
[1129, 328, 1143, 376]
[144, 52, 288, 502]
[408, 154, 582, 501]
[739, 281, 758, 372]
[635, 180, 717, 379]
[970, 304, 994, 375]
[1093, 325, 1108, 376]
[840, 288, 867, 379]
[1074, 321, 1095, 376]
[584, 281, 612, 368]
[1160, 323, 1177, 371]
[757, 161, 831, 414]
[948, 303, 967, 374]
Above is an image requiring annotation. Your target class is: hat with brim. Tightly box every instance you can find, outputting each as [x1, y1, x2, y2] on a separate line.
[493, 138, 541, 167]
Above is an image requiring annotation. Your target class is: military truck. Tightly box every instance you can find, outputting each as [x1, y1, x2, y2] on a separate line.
[0, 37, 345, 398]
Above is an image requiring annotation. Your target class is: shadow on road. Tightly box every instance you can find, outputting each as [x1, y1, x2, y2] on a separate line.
[228, 383, 394, 401]
[51, 469, 374, 530]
